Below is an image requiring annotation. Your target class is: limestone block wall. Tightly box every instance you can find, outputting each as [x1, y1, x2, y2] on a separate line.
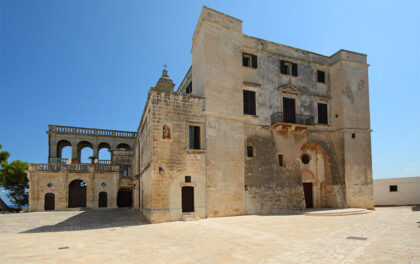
[141, 90, 205, 223]
[28, 170, 119, 211]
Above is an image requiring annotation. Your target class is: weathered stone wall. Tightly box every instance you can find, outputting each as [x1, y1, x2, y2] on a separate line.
[141, 89, 206, 223]
[28, 170, 119, 211]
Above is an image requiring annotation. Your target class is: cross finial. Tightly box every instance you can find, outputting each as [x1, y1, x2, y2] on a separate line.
[162, 63, 168, 70]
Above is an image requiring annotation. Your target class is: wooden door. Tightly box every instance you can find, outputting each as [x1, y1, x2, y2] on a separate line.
[44, 193, 55, 210]
[98, 192, 107, 208]
[182, 186, 194, 213]
[303, 182, 313, 208]
[68, 180, 87, 208]
[283, 97, 296, 123]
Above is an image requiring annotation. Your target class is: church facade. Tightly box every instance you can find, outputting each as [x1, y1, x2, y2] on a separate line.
[28, 7, 374, 223]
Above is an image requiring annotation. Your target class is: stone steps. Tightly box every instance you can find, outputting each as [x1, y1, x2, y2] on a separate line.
[304, 208, 372, 216]
[182, 212, 200, 221]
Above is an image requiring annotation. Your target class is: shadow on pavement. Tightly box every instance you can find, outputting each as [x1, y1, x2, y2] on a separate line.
[411, 205, 420, 212]
[21, 208, 149, 233]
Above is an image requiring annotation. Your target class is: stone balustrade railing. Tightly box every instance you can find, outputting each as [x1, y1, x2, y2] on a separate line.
[28, 163, 120, 173]
[48, 125, 137, 138]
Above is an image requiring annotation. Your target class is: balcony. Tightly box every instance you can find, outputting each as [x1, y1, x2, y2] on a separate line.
[48, 125, 137, 138]
[271, 112, 314, 129]
[28, 163, 120, 173]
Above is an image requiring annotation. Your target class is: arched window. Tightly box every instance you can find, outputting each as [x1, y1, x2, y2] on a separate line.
[77, 141, 93, 163]
[98, 142, 111, 161]
[163, 124, 171, 139]
[116, 143, 131, 151]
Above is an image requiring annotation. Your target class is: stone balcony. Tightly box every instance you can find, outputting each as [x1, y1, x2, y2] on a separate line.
[48, 125, 137, 138]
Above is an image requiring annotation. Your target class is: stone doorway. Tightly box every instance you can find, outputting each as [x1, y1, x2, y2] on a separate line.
[68, 180, 87, 208]
[44, 193, 55, 210]
[98, 192, 107, 208]
[303, 182, 313, 208]
[182, 186, 194, 213]
[117, 190, 132, 207]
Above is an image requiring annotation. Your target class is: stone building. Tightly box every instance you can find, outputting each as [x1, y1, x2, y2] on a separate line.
[28, 7, 374, 222]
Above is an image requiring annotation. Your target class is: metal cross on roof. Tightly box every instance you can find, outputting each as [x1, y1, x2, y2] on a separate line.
[162, 63, 168, 69]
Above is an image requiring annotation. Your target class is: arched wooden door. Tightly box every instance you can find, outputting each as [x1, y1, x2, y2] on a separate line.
[44, 193, 55, 210]
[98, 192, 107, 208]
[68, 180, 87, 208]
[182, 186, 194, 213]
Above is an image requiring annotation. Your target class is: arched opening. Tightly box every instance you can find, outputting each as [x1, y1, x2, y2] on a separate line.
[77, 141, 93, 163]
[68, 180, 87, 208]
[98, 192, 107, 208]
[163, 124, 171, 139]
[98, 142, 111, 164]
[116, 143, 131, 151]
[300, 142, 332, 208]
[44, 193, 55, 210]
[182, 186, 194, 213]
[57, 140, 72, 162]
[117, 189, 132, 207]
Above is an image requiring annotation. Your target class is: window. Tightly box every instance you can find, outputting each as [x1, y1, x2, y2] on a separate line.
[186, 82, 192, 94]
[185, 176, 191, 183]
[280, 60, 298, 76]
[317, 103, 328, 124]
[123, 165, 131, 177]
[189, 126, 200, 149]
[243, 90, 256, 115]
[278, 154, 284, 166]
[389, 185, 398, 192]
[352, 133, 356, 139]
[242, 53, 257, 68]
[247, 146, 253, 157]
[317, 70, 325, 83]
[301, 154, 310, 164]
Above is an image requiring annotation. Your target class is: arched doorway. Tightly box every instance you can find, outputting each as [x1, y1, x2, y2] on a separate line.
[68, 180, 87, 208]
[117, 189, 132, 207]
[44, 193, 55, 210]
[182, 186, 194, 213]
[300, 142, 332, 208]
[98, 192, 107, 208]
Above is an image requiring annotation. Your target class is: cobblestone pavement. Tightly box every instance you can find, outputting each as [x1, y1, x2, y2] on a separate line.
[0, 207, 419, 264]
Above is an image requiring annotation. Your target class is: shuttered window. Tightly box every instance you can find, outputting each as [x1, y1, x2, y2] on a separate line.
[189, 126, 200, 149]
[242, 53, 257, 68]
[280, 60, 298, 76]
[186, 82, 192, 93]
[247, 146, 253, 157]
[317, 103, 328, 124]
[243, 90, 256, 115]
[317, 70, 325, 83]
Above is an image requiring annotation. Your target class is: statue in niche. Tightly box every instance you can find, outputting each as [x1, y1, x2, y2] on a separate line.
[163, 125, 170, 139]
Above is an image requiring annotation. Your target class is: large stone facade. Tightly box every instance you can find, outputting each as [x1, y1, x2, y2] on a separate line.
[28, 7, 374, 222]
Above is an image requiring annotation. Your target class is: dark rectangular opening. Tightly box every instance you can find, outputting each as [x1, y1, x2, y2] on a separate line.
[243, 90, 256, 115]
[242, 53, 257, 68]
[185, 176, 191, 183]
[247, 146, 253, 157]
[317, 103, 328, 124]
[280, 60, 298, 76]
[389, 185, 398, 192]
[352, 133, 356, 139]
[283, 97, 296, 123]
[122, 165, 131, 177]
[278, 154, 284, 166]
[189, 126, 200, 149]
[186, 82, 192, 94]
[317, 70, 325, 83]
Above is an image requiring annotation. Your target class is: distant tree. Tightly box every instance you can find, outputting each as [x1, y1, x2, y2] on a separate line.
[0, 144, 28, 211]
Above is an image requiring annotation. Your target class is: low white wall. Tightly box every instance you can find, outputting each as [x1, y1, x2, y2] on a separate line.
[373, 177, 420, 206]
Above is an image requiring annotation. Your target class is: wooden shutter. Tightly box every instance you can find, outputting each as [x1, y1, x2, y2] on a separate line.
[317, 103, 328, 124]
[280, 60, 285, 74]
[194, 126, 200, 149]
[243, 90, 256, 115]
[292, 63, 298, 76]
[252, 55, 258, 68]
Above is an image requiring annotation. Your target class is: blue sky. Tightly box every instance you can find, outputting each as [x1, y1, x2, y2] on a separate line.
[1, 0, 419, 179]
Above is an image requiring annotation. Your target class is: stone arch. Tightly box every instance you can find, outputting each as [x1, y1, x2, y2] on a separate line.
[163, 124, 171, 139]
[98, 142, 112, 161]
[57, 140, 72, 159]
[116, 143, 131, 151]
[77, 141, 94, 163]
[300, 142, 332, 208]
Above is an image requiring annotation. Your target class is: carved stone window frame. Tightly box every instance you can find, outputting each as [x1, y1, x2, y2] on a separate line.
[278, 84, 300, 115]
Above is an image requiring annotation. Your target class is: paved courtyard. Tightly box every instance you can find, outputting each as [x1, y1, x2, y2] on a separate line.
[0, 207, 419, 264]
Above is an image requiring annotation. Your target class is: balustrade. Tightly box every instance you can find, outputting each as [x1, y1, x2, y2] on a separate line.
[48, 125, 136, 138]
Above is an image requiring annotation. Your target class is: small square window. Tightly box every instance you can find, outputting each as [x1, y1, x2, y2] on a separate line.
[389, 185, 398, 192]
[242, 53, 257, 68]
[278, 154, 284, 167]
[280, 60, 298, 76]
[317, 70, 325, 83]
[247, 146, 253, 157]
[352, 133, 356, 139]
[185, 176, 191, 183]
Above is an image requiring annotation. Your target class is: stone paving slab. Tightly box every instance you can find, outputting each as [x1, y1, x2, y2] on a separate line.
[0, 206, 419, 263]
[305, 208, 372, 216]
